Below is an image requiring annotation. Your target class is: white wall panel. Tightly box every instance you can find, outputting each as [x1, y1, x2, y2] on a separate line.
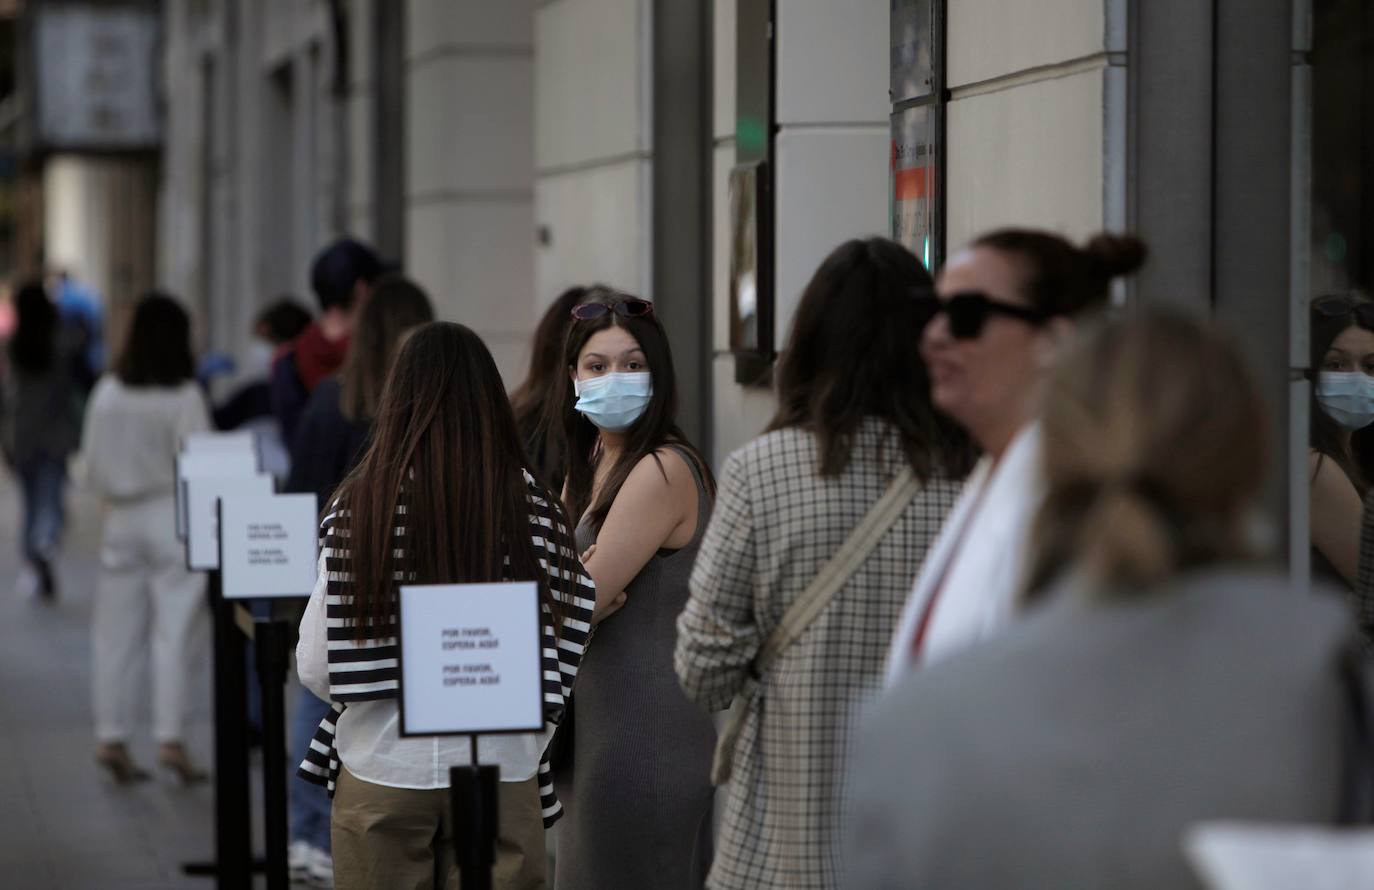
[713, 0, 736, 141]
[408, 55, 534, 196]
[712, 143, 735, 352]
[534, 159, 652, 301]
[405, 199, 536, 330]
[775, 0, 888, 125]
[534, 0, 650, 169]
[711, 354, 777, 464]
[773, 127, 890, 345]
[948, 0, 1104, 87]
[945, 67, 1105, 249]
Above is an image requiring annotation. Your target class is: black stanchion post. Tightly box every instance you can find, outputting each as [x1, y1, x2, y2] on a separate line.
[450, 735, 498, 890]
[255, 620, 292, 890]
[210, 570, 252, 889]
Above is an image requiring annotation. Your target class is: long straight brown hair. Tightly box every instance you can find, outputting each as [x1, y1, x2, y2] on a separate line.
[334, 322, 571, 638]
[338, 276, 434, 422]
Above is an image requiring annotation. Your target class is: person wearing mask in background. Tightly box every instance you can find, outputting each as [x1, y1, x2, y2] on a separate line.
[848, 312, 1363, 890]
[1307, 293, 1374, 592]
[1, 282, 83, 600]
[282, 277, 432, 886]
[674, 239, 974, 890]
[272, 238, 392, 445]
[509, 285, 589, 492]
[80, 293, 212, 785]
[883, 229, 1147, 683]
[550, 288, 717, 890]
[297, 322, 594, 890]
[211, 298, 313, 483]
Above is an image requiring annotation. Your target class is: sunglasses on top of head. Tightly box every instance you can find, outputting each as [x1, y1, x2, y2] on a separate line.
[915, 291, 1049, 340]
[570, 298, 655, 321]
[1314, 296, 1374, 329]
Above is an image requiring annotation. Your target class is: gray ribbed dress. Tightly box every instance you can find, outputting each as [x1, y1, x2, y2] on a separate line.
[553, 448, 716, 890]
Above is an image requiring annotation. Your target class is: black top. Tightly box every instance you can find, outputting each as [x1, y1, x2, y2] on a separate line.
[285, 377, 371, 512]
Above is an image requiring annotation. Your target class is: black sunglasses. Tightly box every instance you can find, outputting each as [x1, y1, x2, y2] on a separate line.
[570, 299, 655, 321]
[1314, 296, 1374, 328]
[916, 291, 1049, 340]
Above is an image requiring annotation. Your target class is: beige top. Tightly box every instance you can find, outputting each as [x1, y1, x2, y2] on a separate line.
[80, 376, 210, 503]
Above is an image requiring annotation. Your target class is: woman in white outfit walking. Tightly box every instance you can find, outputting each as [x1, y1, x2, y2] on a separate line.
[81, 293, 212, 784]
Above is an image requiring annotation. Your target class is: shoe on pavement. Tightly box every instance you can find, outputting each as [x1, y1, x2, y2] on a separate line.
[288, 839, 312, 881]
[306, 847, 333, 887]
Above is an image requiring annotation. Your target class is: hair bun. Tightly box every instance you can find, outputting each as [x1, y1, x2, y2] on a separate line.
[1084, 233, 1148, 279]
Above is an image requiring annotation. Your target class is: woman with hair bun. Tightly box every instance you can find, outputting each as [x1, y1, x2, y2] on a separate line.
[883, 228, 1147, 681]
[849, 312, 1358, 890]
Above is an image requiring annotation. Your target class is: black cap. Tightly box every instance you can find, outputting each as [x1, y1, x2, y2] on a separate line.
[310, 238, 396, 311]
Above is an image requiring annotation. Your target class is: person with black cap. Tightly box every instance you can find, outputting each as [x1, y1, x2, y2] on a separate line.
[270, 237, 392, 446]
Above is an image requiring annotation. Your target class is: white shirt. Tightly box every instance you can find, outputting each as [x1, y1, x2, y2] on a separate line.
[297, 559, 551, 788]
[883, 423, 1045, 686]
[80, 377, 210, 502]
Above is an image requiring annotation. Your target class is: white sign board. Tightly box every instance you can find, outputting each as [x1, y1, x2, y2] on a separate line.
[183, 431, 256, 454]
[398, 583, 544, 736]
[185, 474, 274, 570]
[176, 450, 258, 540]
[220, 494, 319, 599]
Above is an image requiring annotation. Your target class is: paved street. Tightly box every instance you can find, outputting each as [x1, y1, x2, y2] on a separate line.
[0, 471, 265, 888]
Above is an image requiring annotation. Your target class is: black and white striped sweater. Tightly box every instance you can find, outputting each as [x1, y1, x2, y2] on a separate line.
[297, 471, 596, 827]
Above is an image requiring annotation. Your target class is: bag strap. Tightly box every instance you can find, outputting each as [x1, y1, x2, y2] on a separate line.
[753, 466, 921, 680]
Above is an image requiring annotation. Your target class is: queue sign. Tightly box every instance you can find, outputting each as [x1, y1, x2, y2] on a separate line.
[219, 493, 319, 599]
[185, 473, 274, 570]
[397, 582, 544, 737]
[176, 449, 258, 540]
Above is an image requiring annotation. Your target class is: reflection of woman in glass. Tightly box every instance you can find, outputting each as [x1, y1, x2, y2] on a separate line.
[1309, 293, 1374, 588]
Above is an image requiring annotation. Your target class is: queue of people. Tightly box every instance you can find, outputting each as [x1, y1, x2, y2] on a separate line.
[1, 220, 1370, 890]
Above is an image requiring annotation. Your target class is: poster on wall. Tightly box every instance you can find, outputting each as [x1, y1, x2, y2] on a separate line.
[890, 0, 935, 103]
[891, 104, 936, 271]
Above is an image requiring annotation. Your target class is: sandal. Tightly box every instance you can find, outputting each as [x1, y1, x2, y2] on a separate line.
[95, 744, 151, 785]
[158, 743, 209, 786]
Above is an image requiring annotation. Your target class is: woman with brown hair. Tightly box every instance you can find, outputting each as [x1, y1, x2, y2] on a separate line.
[295, 322, 595, 889]
[883, 228, 1147, 682]
[509, 285, 588, 491]
[849, 312, 1359, 890]
[674, 238, 972, 890]
[549, 287, 717, 890]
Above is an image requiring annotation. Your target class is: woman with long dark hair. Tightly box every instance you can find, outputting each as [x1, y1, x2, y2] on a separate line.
[1, 282, 82, 599]
[295, 322, 594, 889]
[549, 288, 718, 890]
[509, 285, 588, 491]
[283, 276, 432, 883]
[81, 293, 211, 783]
[675, 238, 972, 889]
[1307, 292, 1374, 589]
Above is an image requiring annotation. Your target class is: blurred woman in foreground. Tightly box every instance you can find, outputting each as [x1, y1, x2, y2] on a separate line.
[849, 312, 1360, 890]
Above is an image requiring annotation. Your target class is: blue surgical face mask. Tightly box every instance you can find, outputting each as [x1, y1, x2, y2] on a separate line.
[574, 372, 653, 433]
[1317, 371, 1374, 431]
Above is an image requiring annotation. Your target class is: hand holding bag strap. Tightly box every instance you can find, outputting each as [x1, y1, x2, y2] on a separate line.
[710, 467, 922, 786]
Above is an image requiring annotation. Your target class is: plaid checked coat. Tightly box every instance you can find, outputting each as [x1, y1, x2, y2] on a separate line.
[675, 419, 962, 890]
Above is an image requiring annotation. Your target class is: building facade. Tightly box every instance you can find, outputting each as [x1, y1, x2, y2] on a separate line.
[160, 0, 1350, 570]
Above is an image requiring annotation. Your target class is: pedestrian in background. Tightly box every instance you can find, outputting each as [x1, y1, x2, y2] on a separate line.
[551, 288, 717, 890]
[1, 281, 83, 600]
[849, 311, 1361, 890]
[1307, 292, 1374, 590]
[282, 276, 432, 886]
[883, 229, 1146, 682]
[296, 322, 594, 890]
[675, 238, 973, 890]
[272, 238, 391, 445]
[80, 293, 212, 785]
[509, 285, 589, 492]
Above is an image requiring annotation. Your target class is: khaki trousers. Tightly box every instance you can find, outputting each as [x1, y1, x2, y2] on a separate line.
[332, 767, 546, 890]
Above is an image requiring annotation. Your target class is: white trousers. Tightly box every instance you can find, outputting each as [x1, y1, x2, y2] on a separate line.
[91, 495, 209, 744]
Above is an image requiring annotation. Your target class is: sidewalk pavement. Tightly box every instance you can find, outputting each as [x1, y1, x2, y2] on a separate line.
[0, 470, 263, 889]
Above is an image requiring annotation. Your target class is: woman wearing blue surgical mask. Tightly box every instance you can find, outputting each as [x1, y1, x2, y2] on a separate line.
[549, 287, 717, 890]
[1309, 292, 1374, 589]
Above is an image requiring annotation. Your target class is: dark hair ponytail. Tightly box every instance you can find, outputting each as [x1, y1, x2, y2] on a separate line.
[973, 228, 1148, 318]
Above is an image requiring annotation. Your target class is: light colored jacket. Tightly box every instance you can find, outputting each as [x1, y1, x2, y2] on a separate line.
[884, 422, 1044, 684]
[850, 568, 1356, 890]
[675, 419, 962, 890]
